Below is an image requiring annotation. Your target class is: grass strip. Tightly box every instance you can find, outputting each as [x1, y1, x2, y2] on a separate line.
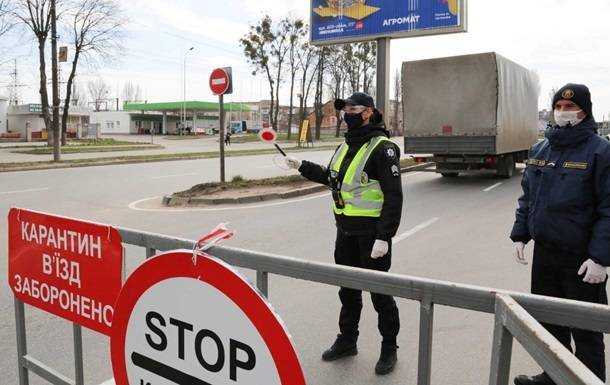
[14, 145, 163, 155]
[0, 145, 338, 172]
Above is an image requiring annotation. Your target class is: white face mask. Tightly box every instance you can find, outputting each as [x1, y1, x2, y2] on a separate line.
[554, 110, 584, 127]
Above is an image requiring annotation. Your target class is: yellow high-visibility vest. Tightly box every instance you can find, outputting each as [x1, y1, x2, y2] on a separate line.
[329, 136, 391, 217]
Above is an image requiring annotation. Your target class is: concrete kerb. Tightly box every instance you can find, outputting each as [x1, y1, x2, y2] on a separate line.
[162, 162, 432, 207]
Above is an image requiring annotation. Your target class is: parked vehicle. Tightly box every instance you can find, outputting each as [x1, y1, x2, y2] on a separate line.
[403, 52, 540, 178]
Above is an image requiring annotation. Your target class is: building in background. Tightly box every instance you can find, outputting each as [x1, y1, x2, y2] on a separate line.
[0, 96, 7, 134]
[95, 101, 251, 135]
[6, 104, 90, 140]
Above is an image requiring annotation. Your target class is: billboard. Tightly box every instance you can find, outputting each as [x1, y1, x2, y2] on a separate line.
[310, 0, 467, 45]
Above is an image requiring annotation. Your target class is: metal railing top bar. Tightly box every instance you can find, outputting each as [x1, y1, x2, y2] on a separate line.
[494, 294, 604, 385]
[117, 226, 610, 333]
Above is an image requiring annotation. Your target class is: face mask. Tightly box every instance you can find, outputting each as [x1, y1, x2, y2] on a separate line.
[554, 110, 584, 127]
[343, 113, 364, 130]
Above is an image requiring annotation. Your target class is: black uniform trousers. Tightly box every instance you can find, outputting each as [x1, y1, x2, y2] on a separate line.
[334, 229, 400, 348]
[531, 243, 607, 382]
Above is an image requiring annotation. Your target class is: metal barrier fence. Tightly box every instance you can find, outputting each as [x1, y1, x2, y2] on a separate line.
[13, 226, 610, 385]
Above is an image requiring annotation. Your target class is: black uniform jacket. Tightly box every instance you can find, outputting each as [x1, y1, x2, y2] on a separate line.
[298, 122, 403, 241]
[510, 118, 610, 266]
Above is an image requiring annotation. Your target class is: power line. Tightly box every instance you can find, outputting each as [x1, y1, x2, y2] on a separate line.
[129, 19, 244, 59]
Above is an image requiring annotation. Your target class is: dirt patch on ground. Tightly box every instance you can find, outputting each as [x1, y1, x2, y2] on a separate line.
[173, 175, 316, 199]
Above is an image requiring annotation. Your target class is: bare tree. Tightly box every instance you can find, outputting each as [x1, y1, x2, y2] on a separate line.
[71, 81, 87, 106]
[240, 15, 289, 131]
[313, 47, 328, 140]
[122, 81, 141, 103]
[341, 42, 376, 95]
[0, 0, 14, 37]
[295, 41, 317, 143]
[326, 46, 347, 137]
[392, 69, 401, 136]
[11, 0, 54, 145]
[87, 77, 109, 111]
[284, 18, 306, 140]
[240, 16, 275, 130]
[60, 0, 125, 144]
[359, 42, 376, 94]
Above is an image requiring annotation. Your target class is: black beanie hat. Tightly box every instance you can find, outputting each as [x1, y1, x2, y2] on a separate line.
[552, 83, 593, 117]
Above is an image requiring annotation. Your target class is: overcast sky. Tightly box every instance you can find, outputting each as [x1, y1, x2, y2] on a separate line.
[2, 0, 609, 120]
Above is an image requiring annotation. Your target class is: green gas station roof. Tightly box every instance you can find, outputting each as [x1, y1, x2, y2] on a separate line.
[124, 101, 251, 112]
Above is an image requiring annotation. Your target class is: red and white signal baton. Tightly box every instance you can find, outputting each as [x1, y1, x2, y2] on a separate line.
[259, 128, 287, 157]
[192, 223, 235, 263]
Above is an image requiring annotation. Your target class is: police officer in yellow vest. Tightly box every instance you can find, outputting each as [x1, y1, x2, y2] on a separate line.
[286, 92, 403, 375]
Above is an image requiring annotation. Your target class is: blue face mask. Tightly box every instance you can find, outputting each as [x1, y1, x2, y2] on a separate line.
[343, 113, 364, 130]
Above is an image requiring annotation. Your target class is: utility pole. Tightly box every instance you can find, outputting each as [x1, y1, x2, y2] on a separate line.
[51, 0, 61, 161]
[182, 47, 194, 134]
[8, 59, 26, 106]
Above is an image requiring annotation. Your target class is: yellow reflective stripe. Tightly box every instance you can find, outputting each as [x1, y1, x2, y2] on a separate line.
[343, 143, 370, 185]
[331, 143, 349, 172]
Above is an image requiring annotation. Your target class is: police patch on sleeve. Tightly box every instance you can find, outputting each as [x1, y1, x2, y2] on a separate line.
[391, 164, 400, 177]
[386, 147, 396, 158]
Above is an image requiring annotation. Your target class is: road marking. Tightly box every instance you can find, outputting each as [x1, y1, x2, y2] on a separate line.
[0, 187, 49, 195]
[151, 173, 198, 179]
[483, 182, 503, 192]
[128, 192, 332, 212]
[393, 217, 439, 245]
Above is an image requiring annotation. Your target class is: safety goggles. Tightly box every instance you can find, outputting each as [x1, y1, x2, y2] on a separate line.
[340, 105, 368, 118]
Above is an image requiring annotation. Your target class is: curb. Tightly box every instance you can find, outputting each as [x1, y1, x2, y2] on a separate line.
[162, 163, 432, 207]
[164, 185, 328, 207]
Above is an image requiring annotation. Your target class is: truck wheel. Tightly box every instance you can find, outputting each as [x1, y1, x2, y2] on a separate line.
[441, 172, 459, 178]
[497, 155, 515, 179]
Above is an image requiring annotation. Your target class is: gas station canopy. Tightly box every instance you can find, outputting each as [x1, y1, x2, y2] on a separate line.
[124, 101, 251, 112]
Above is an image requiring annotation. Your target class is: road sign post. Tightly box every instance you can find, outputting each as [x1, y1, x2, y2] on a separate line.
[111, 250, 305, 385]
[220, 93, 225, 182]
[210, 67, 233, 183]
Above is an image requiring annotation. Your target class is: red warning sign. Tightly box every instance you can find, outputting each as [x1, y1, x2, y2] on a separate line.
[8, 208, 123, 335]
[111, 250, 305, 385]
[209, 68, 231, 96]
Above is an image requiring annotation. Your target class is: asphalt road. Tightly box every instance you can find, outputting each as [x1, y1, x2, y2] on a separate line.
[0, 151, 608, 385]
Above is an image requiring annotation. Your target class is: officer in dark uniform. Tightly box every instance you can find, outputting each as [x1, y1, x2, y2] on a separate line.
[511, 84, 609, 385]
[286, 92, 403, 375]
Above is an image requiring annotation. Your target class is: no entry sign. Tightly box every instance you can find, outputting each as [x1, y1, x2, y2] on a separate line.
[111, 251, 305, 385]
[209, 67, 232, 96]
[8, 208, 123, 335]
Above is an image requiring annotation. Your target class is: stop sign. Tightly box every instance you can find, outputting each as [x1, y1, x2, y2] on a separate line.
[209, 68, 231, 96]
[110, 251, 305, 385]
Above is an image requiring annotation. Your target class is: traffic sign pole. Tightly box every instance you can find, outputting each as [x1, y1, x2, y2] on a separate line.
[219, 94, 226, 183]
[209, 67, 232, 184]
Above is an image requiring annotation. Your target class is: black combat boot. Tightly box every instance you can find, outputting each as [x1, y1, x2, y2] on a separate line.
[514, 373, 556, 385]
[374, 345, 397, 375]
[321, 334, 357, 361]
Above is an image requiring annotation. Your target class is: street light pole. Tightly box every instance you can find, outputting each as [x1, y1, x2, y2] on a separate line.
[182, 47, 194, 134]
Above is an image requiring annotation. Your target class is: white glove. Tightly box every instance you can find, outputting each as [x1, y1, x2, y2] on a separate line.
[514, 242, 528, 265]
[285, 156, 302, 170]
[578, 259, 607, 284]
[371, 239, 389, 259]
